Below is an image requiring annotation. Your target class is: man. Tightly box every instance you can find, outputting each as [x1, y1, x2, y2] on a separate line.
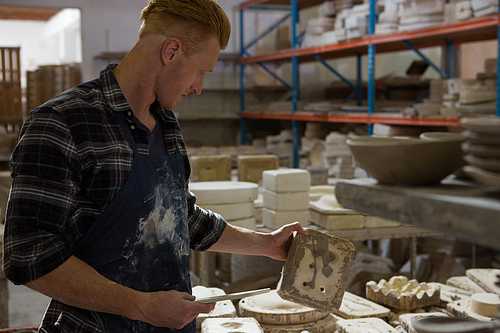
[2, 0, 305, 332]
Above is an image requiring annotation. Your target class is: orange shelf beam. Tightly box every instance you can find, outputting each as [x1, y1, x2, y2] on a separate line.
[239, 0, 324, 10]
[241, 112, 462, 127]
[241, 15, 499, 64]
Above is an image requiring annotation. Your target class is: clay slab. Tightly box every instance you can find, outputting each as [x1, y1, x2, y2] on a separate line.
[277, 229, 356, 312]
[262, 189, 309, 211]
[262, 168, 311, 193]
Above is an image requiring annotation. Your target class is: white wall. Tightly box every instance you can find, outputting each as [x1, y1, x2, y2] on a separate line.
[0, 8, 82, 87]
[0, 0, 145, 82]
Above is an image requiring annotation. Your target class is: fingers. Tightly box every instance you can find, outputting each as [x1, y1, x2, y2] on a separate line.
[137, 290, 216, 329]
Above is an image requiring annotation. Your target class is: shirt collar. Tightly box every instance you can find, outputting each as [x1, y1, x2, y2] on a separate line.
[100, 63, 178, 124]
[100, 63, 132, 113]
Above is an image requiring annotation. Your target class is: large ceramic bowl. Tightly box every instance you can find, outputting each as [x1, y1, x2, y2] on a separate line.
[346, 136, 464, 185]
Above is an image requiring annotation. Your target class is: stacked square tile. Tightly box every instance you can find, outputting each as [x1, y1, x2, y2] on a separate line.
[189, 181, 259, 231]
[324, 132, 354, 180]
[261, 169, 310, 230]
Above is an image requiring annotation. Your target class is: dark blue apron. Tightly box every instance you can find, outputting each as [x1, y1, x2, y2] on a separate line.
[73, 110, 194, 333]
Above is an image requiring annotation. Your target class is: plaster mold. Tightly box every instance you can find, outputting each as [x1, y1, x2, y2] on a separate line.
[259, 314, 336, 333]
[192, 286, 236, 330]
[201, 317, 263, 333]
[335, 317, 400, 333]
[277, 229, 355, 312]
[238, 289, 328, 325]
[366, 276, 440, 310]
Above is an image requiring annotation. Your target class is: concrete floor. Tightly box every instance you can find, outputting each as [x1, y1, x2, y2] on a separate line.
[8, 281, 49, 328]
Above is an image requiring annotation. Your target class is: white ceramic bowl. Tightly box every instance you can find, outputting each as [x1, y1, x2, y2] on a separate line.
[347, 136, 464, 185]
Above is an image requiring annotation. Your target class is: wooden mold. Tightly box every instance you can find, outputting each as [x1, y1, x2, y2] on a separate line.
[366, 276, 440, 310]
[276, 229, 356, 313]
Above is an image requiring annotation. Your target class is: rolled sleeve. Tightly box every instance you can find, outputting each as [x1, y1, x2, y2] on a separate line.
[3, 111, 80, 285]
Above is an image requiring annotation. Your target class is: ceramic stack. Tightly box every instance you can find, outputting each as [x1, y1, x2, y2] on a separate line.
[398, 0, 445, 32]
[461, 117, 500, 191]
[471, 0, 499, 17]
[324, 132, 354, 180]
[261, 169, 310, 230]
[375, 0, 400, 35]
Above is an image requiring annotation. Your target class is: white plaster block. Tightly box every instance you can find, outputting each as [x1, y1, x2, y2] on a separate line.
[201, 317, 263, 333]
[201, 202, 255, 221]
[262, 168, 310, 193]
[262, 189, 309, 211]
[189, 181, 258, 205]
[262, 208, 309, 229]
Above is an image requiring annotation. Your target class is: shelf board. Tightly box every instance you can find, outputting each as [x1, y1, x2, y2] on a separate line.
[240, 15, 499, 64]
[335, 178, 500, 250]
[239, 0, 324, 10]
[241, 111, 462, 126]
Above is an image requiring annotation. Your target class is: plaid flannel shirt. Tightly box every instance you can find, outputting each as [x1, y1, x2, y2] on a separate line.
[2, 64, 226, 332]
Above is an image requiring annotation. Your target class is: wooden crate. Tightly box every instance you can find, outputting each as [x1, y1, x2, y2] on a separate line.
[26, 64, 82, 112]
[0, 47, 22, 122]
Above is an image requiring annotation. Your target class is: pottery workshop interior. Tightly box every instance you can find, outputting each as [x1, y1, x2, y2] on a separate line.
[0, 0, 499, 332]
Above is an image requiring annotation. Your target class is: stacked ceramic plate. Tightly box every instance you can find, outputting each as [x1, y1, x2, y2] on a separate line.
[461, 116, 500, 190]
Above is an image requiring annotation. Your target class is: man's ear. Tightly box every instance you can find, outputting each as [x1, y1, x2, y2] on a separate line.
[161, 38, 181, 65]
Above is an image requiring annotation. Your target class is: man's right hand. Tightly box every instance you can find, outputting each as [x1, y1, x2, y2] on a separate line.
[25, 256, 214, 329]
[135, 290, 215, 329]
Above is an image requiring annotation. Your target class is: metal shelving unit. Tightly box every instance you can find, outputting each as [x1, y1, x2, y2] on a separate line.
[239, 0, 500, 167]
